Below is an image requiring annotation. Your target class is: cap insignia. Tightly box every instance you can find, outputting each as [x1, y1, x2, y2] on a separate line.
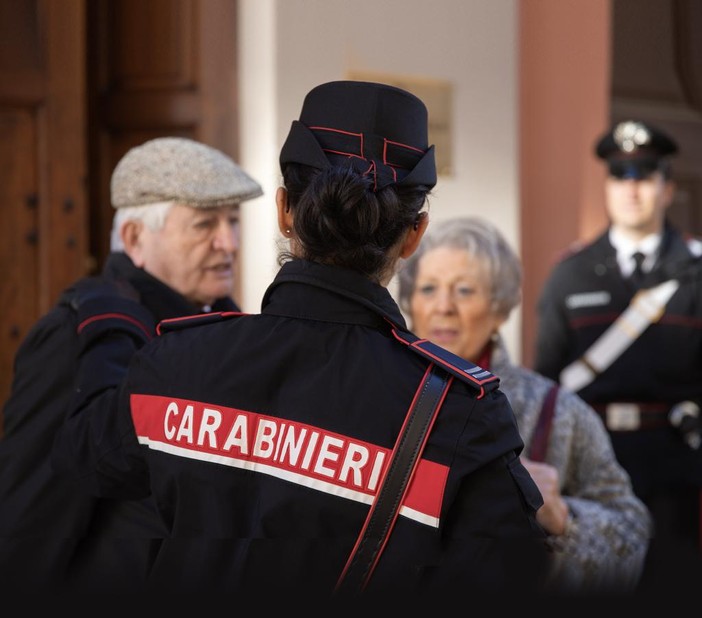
[613, 121, 651, 153]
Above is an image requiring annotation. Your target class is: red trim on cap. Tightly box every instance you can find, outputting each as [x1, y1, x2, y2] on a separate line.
[309, 125, 424, 171]
[385, 137, 425, 153]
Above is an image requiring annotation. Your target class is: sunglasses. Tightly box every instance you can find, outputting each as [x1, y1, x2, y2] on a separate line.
[607, 160, 659, 180]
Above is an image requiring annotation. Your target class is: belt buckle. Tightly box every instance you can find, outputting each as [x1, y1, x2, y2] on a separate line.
[606, 403, 641, 431]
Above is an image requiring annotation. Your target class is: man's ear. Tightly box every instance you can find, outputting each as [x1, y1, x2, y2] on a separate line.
[276, 187, 294, 236]
[400, 212, 429, 258]
[120, 219, 145, 267]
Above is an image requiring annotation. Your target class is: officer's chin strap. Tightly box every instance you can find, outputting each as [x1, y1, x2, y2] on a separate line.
[334, 363, 451, 595]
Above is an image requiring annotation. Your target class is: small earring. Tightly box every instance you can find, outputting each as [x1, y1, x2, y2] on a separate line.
[285, 228, 291, 235]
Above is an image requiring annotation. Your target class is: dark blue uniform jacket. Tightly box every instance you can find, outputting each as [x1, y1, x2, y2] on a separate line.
[53, 259, 547, 597]
[535, 224, 702, 413]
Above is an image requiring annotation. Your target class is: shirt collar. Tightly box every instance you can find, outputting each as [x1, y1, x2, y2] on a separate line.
[609, 228, 662, 274]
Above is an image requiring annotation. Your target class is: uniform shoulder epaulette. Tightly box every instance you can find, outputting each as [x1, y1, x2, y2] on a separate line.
[391, 327, 499, 399]
[157, 311, 246, 335]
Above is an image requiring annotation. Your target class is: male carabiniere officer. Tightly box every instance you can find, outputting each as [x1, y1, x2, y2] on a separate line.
[533, 119, 702, 590]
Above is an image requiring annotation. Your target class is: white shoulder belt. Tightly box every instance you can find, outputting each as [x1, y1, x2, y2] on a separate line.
[559, 279, 680, 392]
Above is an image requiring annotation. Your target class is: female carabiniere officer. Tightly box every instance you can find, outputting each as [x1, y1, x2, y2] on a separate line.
[53, 81, 547, 598]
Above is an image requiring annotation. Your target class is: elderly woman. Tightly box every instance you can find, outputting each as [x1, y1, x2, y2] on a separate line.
[397, 216, 652, 594]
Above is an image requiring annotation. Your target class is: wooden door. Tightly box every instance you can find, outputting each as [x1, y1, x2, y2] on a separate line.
[87, 0, 242, 275]
[611, 0, 702, 236]
[0, 0, 240, 429]
[0, 0, 88, 423]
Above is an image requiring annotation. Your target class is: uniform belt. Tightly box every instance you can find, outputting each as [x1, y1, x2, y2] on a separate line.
[591, 403, 672, 431]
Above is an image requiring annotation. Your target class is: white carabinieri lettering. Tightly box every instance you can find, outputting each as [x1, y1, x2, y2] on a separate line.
[132, 393, 446, 528]
[141, 395, 387, 496]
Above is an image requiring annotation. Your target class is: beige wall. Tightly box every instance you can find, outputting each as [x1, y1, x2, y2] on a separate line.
[519, 0, 610, 366]
[237, 0, 611, 366]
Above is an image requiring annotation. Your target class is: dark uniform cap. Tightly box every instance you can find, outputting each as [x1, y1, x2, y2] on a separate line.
[594, 120, 678, 180]
[111, 137, 263, 209]
[279, 80, 436, 191]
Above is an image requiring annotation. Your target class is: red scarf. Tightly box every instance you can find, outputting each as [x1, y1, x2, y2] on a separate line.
[476, 339, 493, 371]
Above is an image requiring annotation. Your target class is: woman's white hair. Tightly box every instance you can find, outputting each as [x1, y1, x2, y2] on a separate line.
[396, 216, 523, 320]
[110, 201, 174, 251]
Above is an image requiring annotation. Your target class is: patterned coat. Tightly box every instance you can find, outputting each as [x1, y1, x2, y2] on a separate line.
[491, 334, 651, 593]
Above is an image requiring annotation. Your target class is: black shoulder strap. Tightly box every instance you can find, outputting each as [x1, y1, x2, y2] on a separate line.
[335, 363, 452, 595]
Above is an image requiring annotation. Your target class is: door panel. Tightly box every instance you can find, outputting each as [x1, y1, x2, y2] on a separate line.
[1, 0, 239, 428]
[0, 0, 87, 418]
[612, 0, 702, 237]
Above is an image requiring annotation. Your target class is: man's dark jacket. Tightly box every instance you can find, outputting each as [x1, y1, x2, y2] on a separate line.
[0, 252, 237, 591]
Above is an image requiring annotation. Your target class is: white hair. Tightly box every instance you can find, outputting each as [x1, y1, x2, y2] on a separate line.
[110, 201, 175, 251]
[397, 216, 523, 320]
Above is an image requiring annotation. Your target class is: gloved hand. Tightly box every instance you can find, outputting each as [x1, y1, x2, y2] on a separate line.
[669, 401, 701, 450]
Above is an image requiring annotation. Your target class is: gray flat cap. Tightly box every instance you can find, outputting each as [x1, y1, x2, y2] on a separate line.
[111, 137, 263, 209]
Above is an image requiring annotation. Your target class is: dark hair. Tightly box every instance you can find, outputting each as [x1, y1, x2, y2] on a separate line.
[279, 163, 431, 282]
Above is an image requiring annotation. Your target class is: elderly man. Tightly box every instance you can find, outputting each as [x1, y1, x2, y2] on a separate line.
[0, 137, 262, 591]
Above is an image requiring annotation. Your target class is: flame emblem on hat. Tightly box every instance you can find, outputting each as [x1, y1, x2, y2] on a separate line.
[613, 121, 651, 153]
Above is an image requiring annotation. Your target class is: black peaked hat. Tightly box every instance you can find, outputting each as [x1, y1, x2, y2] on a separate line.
[279, 81, 437, 191]
[594, 120, 678, 180]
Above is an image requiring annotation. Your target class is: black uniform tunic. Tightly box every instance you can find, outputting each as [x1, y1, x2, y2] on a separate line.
[534, 223, 702, 585]
[54, 259, 547, 597]
[0, 252, 237, 591]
